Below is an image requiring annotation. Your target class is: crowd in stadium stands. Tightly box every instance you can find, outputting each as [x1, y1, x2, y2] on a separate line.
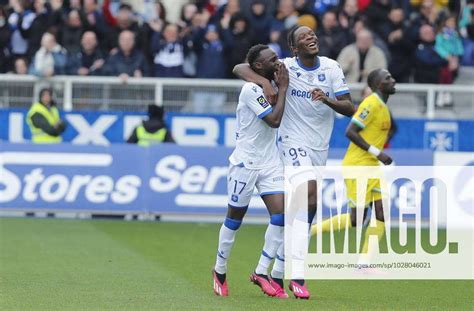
[0, 0, 472, 84]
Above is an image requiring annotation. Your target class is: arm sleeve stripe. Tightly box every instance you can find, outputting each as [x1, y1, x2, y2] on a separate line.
[258, 107, 273, 119]
[335, 90, 350, 97]
[351, 118, 366, 129]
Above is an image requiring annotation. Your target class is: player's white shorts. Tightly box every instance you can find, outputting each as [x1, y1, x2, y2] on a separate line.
[278, 141, 328, 186]
[227, 163, 285, 208]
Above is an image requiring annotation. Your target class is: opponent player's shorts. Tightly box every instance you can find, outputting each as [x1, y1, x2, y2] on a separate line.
[227, 163, 285, 208]
[278, 141, 328, 186]
[345, 178, 382, 208]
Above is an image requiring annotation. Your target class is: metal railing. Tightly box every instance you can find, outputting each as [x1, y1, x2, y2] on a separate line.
[0, 74, 473, 119]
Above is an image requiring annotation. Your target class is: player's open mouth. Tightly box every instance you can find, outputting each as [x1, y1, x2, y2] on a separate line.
[307, 42, 317, 48]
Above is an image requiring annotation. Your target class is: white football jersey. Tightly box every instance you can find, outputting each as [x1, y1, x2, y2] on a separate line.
[229, 82, 281, 170]
[279, 56, 350, 151]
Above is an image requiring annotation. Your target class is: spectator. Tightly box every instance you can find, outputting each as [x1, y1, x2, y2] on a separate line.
[273, 0, 298, 31]
[59, 9, 85, 53]
[194, 24, 229, 79]
[246, 0, 273, 44]
[408, 0, 440, 42]
[26, 88, 67, 143]
[338, 0, 360, 35]
[435, 14, 464, 106]
[151, 23, 186, 77]
[317, 10, 349, 59]
[142, 1, 168, 62]
[382, 7, 414, 82]
[459, 0, 474, 66]
[127, 104, 174, 146]
[413, 24, 447, 84]
[67, 31, 105, 75]
[13, 57, 29, 74]
[177, 2, 198, 29]
[192, 24, 230, 112]
[103, 30, 148, 80]
[83, 0, 108, 40]
[364, 0, 392, 39]
[268, 27, 283, 58]
[26, 0, 51, 59]
[312, 0, 340, 16]
[29, 32, 67, 77]
[8, 0, 36, 59]
[222, 13, 253, 78]
[337, 28, 387, 82]
[210, 0, 241, 26]
[410, 0, 449, 10]
[351, 17, 391, 60]
[0, 6, 12, 73]
[103, 4, 144, 52]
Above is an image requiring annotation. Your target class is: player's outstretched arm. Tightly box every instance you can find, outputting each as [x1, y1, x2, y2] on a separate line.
[262, 63, 289, 128]
[345, 123, 393, 165]
[233, 63, 277, 105]
[311, 90, 355, 117]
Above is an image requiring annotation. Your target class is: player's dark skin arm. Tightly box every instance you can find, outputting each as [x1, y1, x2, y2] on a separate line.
[345, 123, 393, 165]
[310, 90, 355, 117]
[233, 63, 278, 104]
[262, 63, 288, 128]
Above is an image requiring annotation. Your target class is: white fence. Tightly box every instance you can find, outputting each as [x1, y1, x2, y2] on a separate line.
[0, 74, 473, 119]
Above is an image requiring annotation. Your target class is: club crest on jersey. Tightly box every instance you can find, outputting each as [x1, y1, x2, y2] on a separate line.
[318, 74, 326, 82]
[359, 108, 370, 120]
[256, 95, 269, 108]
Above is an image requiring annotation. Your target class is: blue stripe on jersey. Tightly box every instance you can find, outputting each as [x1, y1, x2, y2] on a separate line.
[258, 107, 273, 119]
[296, 56, 320, 71]
[334, 90, 350, 97]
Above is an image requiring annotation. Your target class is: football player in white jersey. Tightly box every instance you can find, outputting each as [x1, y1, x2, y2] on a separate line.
[233, 26, 355, 298]
[212, 45, 291, 298]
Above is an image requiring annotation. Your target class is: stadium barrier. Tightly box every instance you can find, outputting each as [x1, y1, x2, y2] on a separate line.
[0, 141, 439, 217]
[0, 74, 473, 119]
[1, 109, 473, 151]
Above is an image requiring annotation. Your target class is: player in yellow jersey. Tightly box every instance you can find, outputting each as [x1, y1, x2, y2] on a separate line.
[311, 68, 396, 254]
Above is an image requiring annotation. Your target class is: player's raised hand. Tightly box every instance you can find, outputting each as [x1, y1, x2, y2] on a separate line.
[262, 80, 277, 105]
[274, 62, 289, 90]
[377, 152, 393, 165]
[310, 88, 328, 103]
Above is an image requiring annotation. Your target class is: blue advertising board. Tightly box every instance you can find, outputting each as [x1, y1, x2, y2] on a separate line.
[0, 142, 434, 219]
[1, 109, 473, 151]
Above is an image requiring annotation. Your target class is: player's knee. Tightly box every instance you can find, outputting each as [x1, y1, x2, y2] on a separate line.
[270, 213, 284, 226]
[226, 205, 248, 221]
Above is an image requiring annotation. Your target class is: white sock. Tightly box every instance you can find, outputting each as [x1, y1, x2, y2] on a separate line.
[291, 218, 309, 280]
[271, 243, 285, 279]
[255, 223, 283, 275]
[214, 219, 241, 274]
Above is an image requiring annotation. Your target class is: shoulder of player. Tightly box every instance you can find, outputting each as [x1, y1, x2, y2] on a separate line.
[319, 56, 341, 70]
[359, 94, 380, 110]
[241, 82, 263, 94]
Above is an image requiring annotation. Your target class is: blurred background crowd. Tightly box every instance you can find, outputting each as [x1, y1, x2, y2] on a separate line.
[0, 0, 473, 85]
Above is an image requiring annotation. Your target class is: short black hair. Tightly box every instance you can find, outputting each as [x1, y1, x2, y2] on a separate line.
[287, 25, 302, 51]
[246, 44, 269, 70]
[367, 69, 384, 91]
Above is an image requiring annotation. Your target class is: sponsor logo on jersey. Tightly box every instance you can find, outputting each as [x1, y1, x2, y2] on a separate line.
[256, 95, 270, 108]
[290, 89, 312, 98]
[359, 108, 370, 120]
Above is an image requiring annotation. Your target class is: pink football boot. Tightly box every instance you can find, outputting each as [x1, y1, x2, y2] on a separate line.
[289, 280, 310, 299]
[249, 272, 277, 297]
[212, 270, 228, 296]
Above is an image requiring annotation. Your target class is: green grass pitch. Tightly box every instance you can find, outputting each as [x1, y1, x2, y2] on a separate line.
[0, 217, 472, 310]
